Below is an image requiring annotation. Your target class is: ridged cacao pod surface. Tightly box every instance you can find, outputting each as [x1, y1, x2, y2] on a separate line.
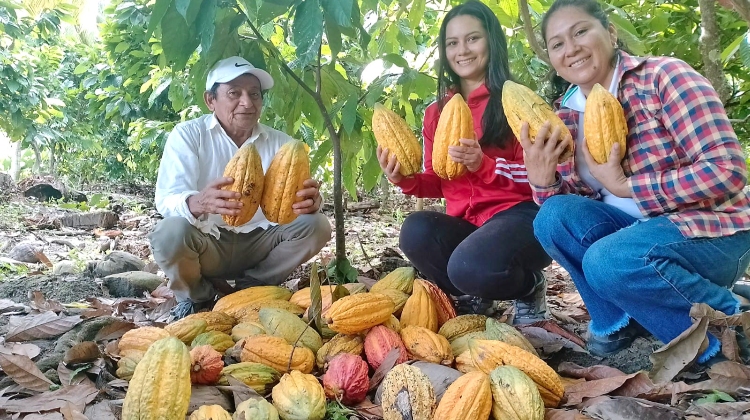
[364, 325, 409, 370]
[419, 280, 456, 325]
[325, 292, 395, 334]
[118, 326, 170, 358]
[272, 370, 327, 420]
[183, 311, 235, 335]
[189, 405, 232, 420]
[218, 361, 280, 394]
[380, 363, 436, 420]
[502, 80, 573, 163]
[370, 267, 416, 294]
[189, 345, 224, 385]
[259, 307, 323, 352]
[584, 83, 628, 164]
[191, 331, 235, 353]
[484, 318, 538, 356]
[372, 103, 423, 176]
[240, 335, 314, 374]
[261, 140, 310, 224]
[165, 318, 208, 344]
[433, 94, 473, 180]
[234, 398, 280, 420]
[221, 143, 265, 226]
[400, 325, 453, 366]
[433, 370, 492, 420]
[322, 353, 370, 405]
[121, 336, 191, 420]
[400, 279, 438, 332]
[489, 365, 545, 420]
[213, 286, 293, 318]
[438, 314, 487, 342]
[316, 333, 364, 369]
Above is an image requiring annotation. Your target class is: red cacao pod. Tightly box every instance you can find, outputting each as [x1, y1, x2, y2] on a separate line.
[364, 325, 408, 370]
[322, 353, 370, 405]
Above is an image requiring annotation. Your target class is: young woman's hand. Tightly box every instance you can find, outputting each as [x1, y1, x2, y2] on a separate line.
[582, 141, 631, 198]
[376, 145, 404, 184]
[518, 122, 567, 187]
[448, 139, 484, 172]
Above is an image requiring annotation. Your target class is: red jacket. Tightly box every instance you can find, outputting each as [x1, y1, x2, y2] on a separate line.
[395, 84, 534, 226]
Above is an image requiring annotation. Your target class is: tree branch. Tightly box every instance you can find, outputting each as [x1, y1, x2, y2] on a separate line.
[519, 0, 549, 65]
[729, 0, 750, 24]
[698, 0, 732, 103]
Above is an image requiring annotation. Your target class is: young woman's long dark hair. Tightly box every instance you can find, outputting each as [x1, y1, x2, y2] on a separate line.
[540, 0, 628, 103]
[436, 0, 513, 148]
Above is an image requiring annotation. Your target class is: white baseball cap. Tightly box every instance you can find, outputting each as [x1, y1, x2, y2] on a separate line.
[205, 56, 274, 91]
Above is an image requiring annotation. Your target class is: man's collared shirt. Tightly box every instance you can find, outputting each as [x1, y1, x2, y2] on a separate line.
[155, 114, 292, 238]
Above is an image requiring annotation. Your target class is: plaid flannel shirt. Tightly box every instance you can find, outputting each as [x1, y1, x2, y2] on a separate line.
[532, 51, 750, 238]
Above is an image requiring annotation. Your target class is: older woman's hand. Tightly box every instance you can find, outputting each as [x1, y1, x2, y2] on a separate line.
[582, 141, 631, 198]
[518, 122, 567, 187]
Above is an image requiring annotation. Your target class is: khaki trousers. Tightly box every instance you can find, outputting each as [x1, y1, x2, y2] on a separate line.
[149, 214, 332, 302]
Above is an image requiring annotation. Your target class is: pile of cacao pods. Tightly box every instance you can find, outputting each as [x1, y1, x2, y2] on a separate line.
[115, 266, 565, 419]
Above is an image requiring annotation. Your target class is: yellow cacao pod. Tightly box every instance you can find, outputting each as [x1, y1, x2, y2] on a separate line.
[438, 314, 488, 342]
[433, 370, 492, 420]
[259, 307, 323, 353]
[400, 279, 438, 332]
[468, 339, 563, 408]
[433, 94, 472, 180]
[381, 363, 436, 420]
[182, 311, 235, 335]
[485, 318, 538, 356]
[189, 405, 232, 420]
[584, 83, 628, 164]
[218, 362, 281, 394]
[372, 103, 423, 176]
[164, 318, 208, 344]
[400, 325, 453, 366]
[234, 398, 280, 420]
[272, 370, 327, 420]
[236, 299, 305, 324]
[382, 314, 402, 333]
[502, 80, 574, 163]
[325, 292, 395, 334]
[118, 326, 170, 358]
[454, 349, 478, 373]
[489, 365, 545, 420]
[449, 330, 486, 356]
[213, 286, 293, 318]
[116, 353, 143, 380]
[261, 140, 311, 224]
[370, 267, 416, 294]
[121, 337, 191, 420]
[240, 335, 314, 374]
[231, 321, 266, 342]
[221, 143, 265, 226]
[291, 283, 364, 309]
[378, 288, 410, 314]
[316, 333, 364, 369]
[191, 331, 235, 353]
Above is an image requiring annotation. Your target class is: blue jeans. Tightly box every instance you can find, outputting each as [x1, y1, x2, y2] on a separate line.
[534, 195, 750, 362]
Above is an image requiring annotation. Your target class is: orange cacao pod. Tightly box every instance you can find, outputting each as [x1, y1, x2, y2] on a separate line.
[213, 285, 293, 318]
[316, 333, 364, 369]
[433, 370, 492, 420]
[189, 345, 224, 385]
[419, 280, 456, 326]
[240, 335, 314, 374]
[261, 140, 311, 224]
[118, 326, 170, 358]
[400, 279, 438, 332]
[502, 80, 574, 163]
[372, 103, 423, 176]
[182, 311, 235, 335]
[584, 83, 628, 164]
[325, 292, 395, 334]
[221, 143, 265, 226]
[433, 94, 472, 180]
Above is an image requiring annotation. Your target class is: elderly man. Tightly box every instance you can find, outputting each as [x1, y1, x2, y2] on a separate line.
[149, 56, 331, 319]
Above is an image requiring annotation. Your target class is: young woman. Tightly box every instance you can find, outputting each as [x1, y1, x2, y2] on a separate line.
[377, 0, 551, 322]
[522, 0, 750, 361]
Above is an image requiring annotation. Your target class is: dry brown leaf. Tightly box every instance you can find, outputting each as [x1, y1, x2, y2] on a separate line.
[24, 413, 64, 420]
[29, 291, 64, 312]
[649, 315, 709, 383]
[188, 385, 233, 413]
[353, 398, 385, 420]
[5, 312, 82, 342]
[0, 353, 55, 392]
[720, 327, 741, 362]
[708, 360, 750, 379]
[0, 342, 41, 358]
[33, 250, 53, 268]
[63, 341, 101, 365]
[685, 401, 750, 417]
[94, 320, 136, 342]
[528, 320, 587, 348]
[558, 362, 626, 380]
[689, 376, 750, 394]
[0, 298, 26, 313]
[221, 375, 263, 407]
[60, 401, 88, 419]
[564, 371, 654, 406]
[83, 401, 119, 420]
[545, 408, 594, 419]
[368, 347, 402, 392]
[57, 362, 90, 386]
[521, 326, 586, 354]
[582, 396, 683, 419]
[1, 384, 98, 413]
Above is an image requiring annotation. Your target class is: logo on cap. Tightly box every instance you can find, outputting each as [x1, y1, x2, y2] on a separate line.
[234, 63, 249, 67]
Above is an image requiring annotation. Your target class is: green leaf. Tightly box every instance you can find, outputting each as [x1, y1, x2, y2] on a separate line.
[499, 0, 519, 24]
[160, 1, 199, 70]
[309, 262, 324, 333]
[321, 0, 353, 28]
[361, 136, 382, 192]
[341, 95, 358, 134]
[407, 0, 425, 29]
[175, 0, 203, 26]
[114, 42, 130, 53]
[146, 0, 172, 38]
[325, 19, 342, 59]
[740, 35, 750, 69]
[73, 63, 89, 75]
[311, 139, 332, 172]
[721, 32, 746, 63]
[293, 0, 324, 66]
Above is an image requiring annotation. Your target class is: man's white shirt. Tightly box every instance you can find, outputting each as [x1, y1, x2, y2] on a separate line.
[155, 113, 293, 239]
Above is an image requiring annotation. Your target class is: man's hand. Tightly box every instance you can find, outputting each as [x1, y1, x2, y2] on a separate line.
[377, 145, 405, 184]
[448, 138, 484, 172]
[293, 179, 323, 214]
[518, 122, 568, 187]
[186, 177, 242, 218]
[582, 141, 631, 198]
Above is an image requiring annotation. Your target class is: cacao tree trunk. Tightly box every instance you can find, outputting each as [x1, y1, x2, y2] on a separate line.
[699, 0, 732, 103]
[30, 140, 42, 174]
[11, 141, 20, 180]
